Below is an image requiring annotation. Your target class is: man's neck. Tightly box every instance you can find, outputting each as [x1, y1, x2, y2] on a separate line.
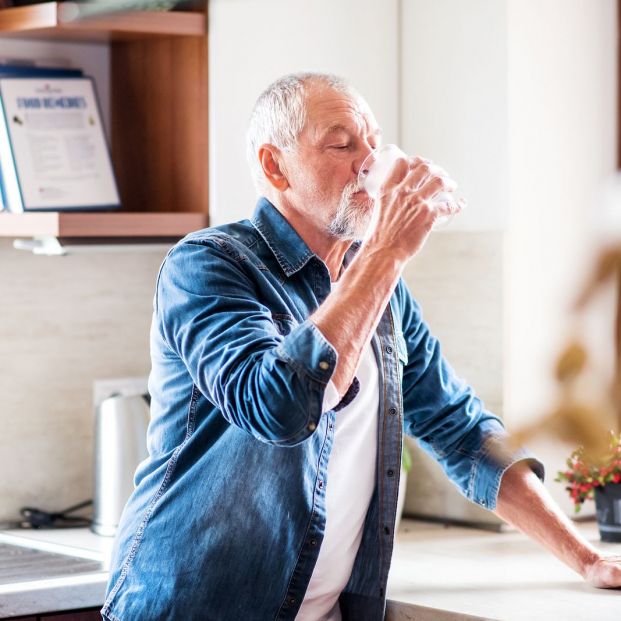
[270, 195, 353, 282]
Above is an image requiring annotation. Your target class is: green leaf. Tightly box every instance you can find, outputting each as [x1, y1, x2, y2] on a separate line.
[402, 442, 413, 473]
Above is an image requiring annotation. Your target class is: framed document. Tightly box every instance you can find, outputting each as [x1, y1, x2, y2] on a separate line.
[0, 76, 121, 212]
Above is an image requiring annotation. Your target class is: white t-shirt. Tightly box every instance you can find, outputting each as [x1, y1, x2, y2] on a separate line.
[295, 341, 379, 620]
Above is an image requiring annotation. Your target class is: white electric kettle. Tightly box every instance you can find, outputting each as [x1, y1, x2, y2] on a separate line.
[91, 392, 150, 536]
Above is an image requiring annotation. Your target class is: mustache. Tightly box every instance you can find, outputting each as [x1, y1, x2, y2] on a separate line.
[342, 180, 366, 198]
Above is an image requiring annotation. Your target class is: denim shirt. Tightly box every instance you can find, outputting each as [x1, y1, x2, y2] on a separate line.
[102, 198, 544, 621]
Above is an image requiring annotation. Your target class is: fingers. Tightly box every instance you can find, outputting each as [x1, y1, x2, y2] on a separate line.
[379, 156, 409, 192]
[400, 159, 434, 192]
[433, 196, 467, 218]
[415, 169, 457, 201]
[399, 159, 456, 198]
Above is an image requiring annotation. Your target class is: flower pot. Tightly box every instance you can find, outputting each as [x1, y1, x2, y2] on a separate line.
[594, 482, 621, 542]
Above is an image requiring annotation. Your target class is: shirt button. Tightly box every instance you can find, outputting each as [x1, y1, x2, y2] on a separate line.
[307, 422, 316, 431]
[387, 469, 395, 477]
[480, 499, 486, 506]
[319, 360, 330, 370]
[388, 407, 397, 416]
[289, 597, 297, 605]
[310, 538, 317, 546]
[385, 346, 393, 354]
[318, 480, 323, 488]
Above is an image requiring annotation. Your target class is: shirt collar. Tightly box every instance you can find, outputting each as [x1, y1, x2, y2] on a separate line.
[250, 196, 362, 278]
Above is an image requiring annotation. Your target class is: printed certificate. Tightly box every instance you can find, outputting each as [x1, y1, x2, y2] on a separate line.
[0, 77, 120, 211]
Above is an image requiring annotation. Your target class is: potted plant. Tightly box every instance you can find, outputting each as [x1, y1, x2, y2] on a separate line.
[556, 430, 621, 542]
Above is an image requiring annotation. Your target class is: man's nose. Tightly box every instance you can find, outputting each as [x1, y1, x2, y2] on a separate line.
[354, 144, 376, 177]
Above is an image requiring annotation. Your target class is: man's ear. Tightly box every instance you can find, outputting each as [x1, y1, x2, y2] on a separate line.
[258, 145, 290, 192]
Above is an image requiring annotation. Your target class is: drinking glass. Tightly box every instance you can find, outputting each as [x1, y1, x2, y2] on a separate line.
[357, 144, 462, 229]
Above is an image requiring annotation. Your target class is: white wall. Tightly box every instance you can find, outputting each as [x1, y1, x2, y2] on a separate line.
[0, 239, 166, 522]
[208, 0, 399, 225]
[505, 0, 618, 426]
[401, 0, 510, 231]
[503, 0, 618, 514]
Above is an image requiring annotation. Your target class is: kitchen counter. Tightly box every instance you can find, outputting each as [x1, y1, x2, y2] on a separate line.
[387, 518, 621, 621]
[0, 527, 112, 619]
[0, 518, 619, 620]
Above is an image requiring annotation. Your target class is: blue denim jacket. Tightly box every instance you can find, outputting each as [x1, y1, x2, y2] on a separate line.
[102, 198, 544, 621]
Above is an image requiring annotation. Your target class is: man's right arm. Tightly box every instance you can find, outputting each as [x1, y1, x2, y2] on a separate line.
[309, 247, 404, 397]
[310, 158, 462, 398]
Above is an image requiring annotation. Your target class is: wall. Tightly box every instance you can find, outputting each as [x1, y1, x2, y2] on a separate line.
[401, 232, 505, 525]
[505, 0, 618, 424]
[0, 241, 167, 522]
[401, 0, 510, 232]
[207, 0, 400, 225]
[503, 0, 618, 514]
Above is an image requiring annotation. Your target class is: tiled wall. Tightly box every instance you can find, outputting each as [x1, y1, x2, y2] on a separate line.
[400, 231, 505, 525]
[0, 240, 168, 522]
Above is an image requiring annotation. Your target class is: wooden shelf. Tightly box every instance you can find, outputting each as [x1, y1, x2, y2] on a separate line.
[0, 2, 206, 42]
[0, 3, 209, 242]
[0, 211, 209, 239]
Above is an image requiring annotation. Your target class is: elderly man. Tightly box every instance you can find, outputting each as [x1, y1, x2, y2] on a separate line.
[102, 72, 621, 621]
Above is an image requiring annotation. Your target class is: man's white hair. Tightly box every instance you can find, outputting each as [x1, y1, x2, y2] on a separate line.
[246, 72, 361, 195]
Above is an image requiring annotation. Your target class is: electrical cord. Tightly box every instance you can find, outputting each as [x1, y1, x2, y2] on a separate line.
[0, 499, 93, 530]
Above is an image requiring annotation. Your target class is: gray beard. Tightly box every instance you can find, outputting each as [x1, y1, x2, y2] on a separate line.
[327, 182, 373, 240]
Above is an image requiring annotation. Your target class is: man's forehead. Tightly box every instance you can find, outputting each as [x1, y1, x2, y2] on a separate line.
[304, 84, 380, 138]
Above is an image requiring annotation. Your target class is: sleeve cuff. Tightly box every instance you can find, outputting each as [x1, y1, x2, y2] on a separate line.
[276, 320, 337, 384]
[471, 432, 546, 511]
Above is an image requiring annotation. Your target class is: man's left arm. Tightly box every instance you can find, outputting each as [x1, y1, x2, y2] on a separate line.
[397, 280, 621, 588]
[495, 460, 621, 588]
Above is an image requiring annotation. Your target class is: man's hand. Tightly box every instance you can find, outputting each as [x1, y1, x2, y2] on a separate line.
[363, 156, 465, 263]
[493, 460, 618, 589]
[584, 555, 621, 589]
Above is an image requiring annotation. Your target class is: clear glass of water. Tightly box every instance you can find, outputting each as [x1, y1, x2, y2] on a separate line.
[357, 144, 461, 229]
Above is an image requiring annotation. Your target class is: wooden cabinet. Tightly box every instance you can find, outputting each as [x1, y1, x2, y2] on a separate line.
[0, 2, 209, 240]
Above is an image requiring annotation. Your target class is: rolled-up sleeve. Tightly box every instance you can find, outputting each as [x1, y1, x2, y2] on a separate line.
[155, 236, 337, 447]
[397, 281, 544, 510]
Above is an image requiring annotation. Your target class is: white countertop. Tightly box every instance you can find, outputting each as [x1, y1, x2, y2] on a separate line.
[1, 518, 620, 620]
[0, 527, 112, 618]
[388, 518, 621, 621]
